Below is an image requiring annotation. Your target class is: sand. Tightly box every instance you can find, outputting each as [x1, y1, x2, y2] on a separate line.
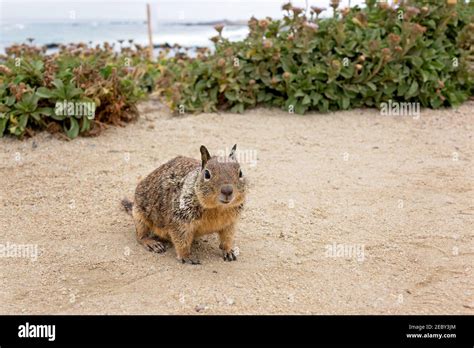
[0, 100, 473, 314]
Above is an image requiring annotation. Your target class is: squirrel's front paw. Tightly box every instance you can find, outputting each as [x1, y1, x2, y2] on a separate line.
[223, 250, 237, 262]
[180, 256, 201, 265]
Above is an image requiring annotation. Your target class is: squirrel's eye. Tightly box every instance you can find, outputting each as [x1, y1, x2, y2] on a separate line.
[204, 169, 211, 180]
[239, 169, 243, 178]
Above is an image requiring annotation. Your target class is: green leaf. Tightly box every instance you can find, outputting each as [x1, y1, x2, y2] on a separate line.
[367, 82, 377, 91]
[430, 61, 445, 70]
[340, 68, 353, 79]
[36, 87, 53, 98]
[302, 95, 311, 105]
[419, 70, 430, 83]
[224, 90, 237, 101]
[19, 114, 29, 128]
[0, 117, 7, 136]
[406, 80, 419, 98]
[341, 96, 350, 110]
[324, 89, 337, 100]
[30, 112, 41, 121]
[64, 117, 79, 139]
[80, 116, 91, 133]
[407, 56, 423, 68]
[36, 107, 54, 116]
[397, 82, 409, 96]
[430, 97, 443, 108]
[67, 86, 83, 99]
[446, 92, 460, 106]
[318, 99, 329, 113]
[230, 103, 244, 113]
[294, 102, 307, 115]
[311, 92, 322, 106]
[6, 96, 16, 106]
[52, 79, 65, 90]
[50, 113, 66, 121]
[100, 65, 113, 79]
[425, 20, 436, 29]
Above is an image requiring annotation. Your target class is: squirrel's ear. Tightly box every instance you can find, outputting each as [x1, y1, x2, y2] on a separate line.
[229, 144, 237, 160]
[200, 145, 211, 168]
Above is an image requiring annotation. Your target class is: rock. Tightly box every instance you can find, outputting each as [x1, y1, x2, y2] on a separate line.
[195, 304, 206, 312]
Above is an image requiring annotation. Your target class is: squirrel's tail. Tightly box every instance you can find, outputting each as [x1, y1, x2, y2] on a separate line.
[121, 198, 134, 215]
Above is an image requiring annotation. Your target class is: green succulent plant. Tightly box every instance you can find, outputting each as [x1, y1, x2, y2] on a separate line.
[157, 0, 474, 115]
[0, 42, 158, 138]
[7, 91, 53, 137]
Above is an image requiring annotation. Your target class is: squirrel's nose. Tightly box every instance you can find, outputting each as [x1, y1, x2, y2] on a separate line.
[220, 185, 234, 197]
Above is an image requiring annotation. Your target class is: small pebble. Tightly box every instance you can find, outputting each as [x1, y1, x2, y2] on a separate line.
[195, 304, 206, 312]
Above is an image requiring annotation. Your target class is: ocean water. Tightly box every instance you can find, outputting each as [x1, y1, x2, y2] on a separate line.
[0, 20, 249, 52]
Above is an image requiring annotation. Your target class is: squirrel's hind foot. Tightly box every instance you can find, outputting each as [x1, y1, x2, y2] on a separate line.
[141, 237, 168, 253]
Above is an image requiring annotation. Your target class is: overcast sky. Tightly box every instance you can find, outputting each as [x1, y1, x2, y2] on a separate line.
[1, 0, 365, 22]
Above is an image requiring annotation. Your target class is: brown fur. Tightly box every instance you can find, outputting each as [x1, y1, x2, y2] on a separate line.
[122, 145, 246, 264]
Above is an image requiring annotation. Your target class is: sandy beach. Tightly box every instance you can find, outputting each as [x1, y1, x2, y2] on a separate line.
[0, 100, 472, 314]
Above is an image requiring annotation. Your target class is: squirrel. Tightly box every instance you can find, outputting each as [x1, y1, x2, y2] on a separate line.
[121, 144, 246, 264]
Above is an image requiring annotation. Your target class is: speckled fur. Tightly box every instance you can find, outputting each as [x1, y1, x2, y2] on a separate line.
[124, 145, 246, 264]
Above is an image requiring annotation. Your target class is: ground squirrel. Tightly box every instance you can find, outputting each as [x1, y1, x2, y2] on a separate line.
[122, 144, 246, 264]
